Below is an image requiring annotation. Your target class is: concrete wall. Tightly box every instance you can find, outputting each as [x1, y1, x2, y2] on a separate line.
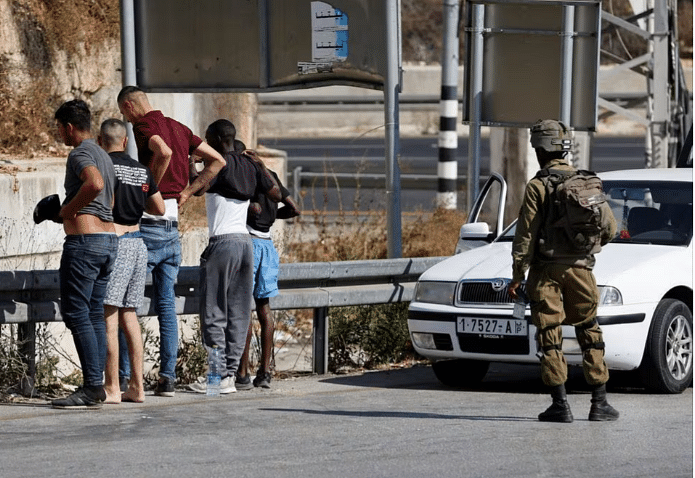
[0, 148, 287, 271]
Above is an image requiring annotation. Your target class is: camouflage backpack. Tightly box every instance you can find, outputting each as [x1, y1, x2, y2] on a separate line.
[537, 168, 614, 257]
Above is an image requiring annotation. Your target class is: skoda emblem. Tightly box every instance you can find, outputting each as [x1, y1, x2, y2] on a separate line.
[491, 279, 507, 292]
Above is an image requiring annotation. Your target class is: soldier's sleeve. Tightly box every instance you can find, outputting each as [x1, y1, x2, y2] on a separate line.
[511, 180, 544, 282]
[600, 204, 618, 246]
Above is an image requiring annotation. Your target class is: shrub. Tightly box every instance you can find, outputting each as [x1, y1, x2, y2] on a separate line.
[328, 302, 414, 372]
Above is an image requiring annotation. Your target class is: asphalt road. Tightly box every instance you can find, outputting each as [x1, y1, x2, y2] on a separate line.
[2, 364, 691, 478]
[259, 136, 647, 212]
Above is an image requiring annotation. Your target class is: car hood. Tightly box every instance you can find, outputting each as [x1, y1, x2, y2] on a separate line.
[593, 242, 692, 287]
[418, 241, 691, 290]
[418, 242, 514, 282]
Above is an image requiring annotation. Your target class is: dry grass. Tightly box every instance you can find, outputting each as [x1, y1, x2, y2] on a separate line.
[0, 0, 120, 155]
[0, 65, 56, 154]
[286, 207, 467, 262]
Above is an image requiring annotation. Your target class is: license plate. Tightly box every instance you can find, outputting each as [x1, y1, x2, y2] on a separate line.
[457, 317, 528, 337]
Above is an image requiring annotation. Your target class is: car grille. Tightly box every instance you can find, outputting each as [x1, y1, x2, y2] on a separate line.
[456, 280, 527, 306]
[457, 334, 530, 355]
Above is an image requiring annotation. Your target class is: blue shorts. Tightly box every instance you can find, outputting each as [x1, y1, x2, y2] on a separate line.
[251, 237, 279, 299]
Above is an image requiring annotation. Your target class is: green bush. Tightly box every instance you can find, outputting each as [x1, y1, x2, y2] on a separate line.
[175, 316, 208, 384]
[328, 302, 414, 372]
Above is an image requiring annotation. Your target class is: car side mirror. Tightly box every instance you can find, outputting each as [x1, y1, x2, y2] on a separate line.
[454, 222, 493, 254]
[460, 222, 490, 237]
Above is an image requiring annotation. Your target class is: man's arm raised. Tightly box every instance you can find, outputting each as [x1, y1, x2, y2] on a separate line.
[178, 142, 225, 207]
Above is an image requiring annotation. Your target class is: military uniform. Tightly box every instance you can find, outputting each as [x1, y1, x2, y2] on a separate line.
[512, 157, 617, 387]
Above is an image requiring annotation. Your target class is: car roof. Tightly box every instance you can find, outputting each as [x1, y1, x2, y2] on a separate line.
[598, 168, 693, 182]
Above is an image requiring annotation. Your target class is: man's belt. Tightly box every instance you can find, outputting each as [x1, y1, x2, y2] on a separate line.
[140, 218, 178, 228]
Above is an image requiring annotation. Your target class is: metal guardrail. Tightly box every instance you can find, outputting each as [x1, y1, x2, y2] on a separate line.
[257, 92, 671, 109]
[0, 256, 447, 385]
[291, 167, 472, 191]
[289, 166, 489, 205]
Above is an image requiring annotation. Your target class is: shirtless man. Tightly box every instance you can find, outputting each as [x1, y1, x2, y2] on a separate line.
[51, 100, 118, 409]
[99, 118, 165, 403]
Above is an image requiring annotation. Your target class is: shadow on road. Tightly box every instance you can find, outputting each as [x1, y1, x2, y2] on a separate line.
[257, 406, 536, 422]
[319, 362, 652, 395]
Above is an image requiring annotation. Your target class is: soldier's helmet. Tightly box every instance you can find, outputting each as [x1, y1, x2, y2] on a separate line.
[530, 119, 572, 152]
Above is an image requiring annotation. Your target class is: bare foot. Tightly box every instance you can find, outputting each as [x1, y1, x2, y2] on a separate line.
[104, 387, 121, 404]
[121, 386, 145, 403]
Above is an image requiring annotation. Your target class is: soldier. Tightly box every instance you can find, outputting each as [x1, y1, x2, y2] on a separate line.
[508, 119, 619, 423]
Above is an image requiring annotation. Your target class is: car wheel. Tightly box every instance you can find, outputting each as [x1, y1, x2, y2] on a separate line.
[639, 299, 693, 394]
[432, 359, 490, 387]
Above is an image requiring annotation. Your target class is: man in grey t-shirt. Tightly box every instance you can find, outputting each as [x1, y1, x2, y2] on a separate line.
[49, 99, 119, 410]
[63, 139, 115, 223]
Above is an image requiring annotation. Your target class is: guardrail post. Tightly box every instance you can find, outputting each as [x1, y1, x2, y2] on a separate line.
[18, 322, 36, 396]
[293, 166, 302, 206]
[312, 306, 328, 374]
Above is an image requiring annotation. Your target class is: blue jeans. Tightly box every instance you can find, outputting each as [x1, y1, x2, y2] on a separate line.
[60, 234, 118, 387]
[120, 222, 181, 380]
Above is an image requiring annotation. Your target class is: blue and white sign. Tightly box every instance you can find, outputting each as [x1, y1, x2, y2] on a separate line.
[311, 1, 348, 63]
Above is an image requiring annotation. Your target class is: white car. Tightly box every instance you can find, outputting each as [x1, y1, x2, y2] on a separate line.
[408, 168, 693, 393]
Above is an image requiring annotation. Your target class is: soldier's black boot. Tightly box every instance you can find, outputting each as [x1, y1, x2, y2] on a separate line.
[588, 384, 619, 421]
[538, 384, 573, 423]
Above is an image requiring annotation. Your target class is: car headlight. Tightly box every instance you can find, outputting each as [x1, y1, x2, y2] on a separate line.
[414, 281, 457, 305]
[598, 286, 623, 306]
[411, 333, 437, 350]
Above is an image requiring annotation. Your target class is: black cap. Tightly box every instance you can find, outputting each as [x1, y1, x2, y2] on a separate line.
[33, 194, 61, 224]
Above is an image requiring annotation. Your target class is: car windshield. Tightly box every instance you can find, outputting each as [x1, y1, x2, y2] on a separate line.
[498, 179, 692, 246]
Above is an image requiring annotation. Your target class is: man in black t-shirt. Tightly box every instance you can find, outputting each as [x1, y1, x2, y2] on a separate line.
[99, 118, 165, 403]
[233, 141, 301, 390]
[185, 120, 281, 395]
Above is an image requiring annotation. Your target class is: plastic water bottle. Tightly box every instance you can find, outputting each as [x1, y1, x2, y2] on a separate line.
[512, 288, 529, 320]
[206, 345, 222, 397]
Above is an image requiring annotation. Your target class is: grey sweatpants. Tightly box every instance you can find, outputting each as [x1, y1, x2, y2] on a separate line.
[199, 233, 254, 378]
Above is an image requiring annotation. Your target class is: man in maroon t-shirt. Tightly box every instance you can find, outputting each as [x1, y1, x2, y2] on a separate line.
[117, 86, 225, 397]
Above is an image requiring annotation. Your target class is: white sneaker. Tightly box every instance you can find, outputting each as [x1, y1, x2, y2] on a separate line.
[186, 377, 207, 394]
[220, 375, 236, 394]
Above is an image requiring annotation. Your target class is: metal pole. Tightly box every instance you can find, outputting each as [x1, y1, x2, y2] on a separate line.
[120, 0, 138, 159]
[560, 5, 575, 125]
[437, 0, 460, 210]
[467, 4, 484, 209]
[18, 322, 36, 397]
[312, 307, 328, 374]
[258, 0, 270, 88]
[293, 166, 302, 207]
[384, 0, 402, 258]
[649, 0, 670, 168]
[560, 5, 576, 167]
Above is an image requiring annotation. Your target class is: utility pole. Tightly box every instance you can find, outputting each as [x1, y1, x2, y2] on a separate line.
[437, 0, 461, 210]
